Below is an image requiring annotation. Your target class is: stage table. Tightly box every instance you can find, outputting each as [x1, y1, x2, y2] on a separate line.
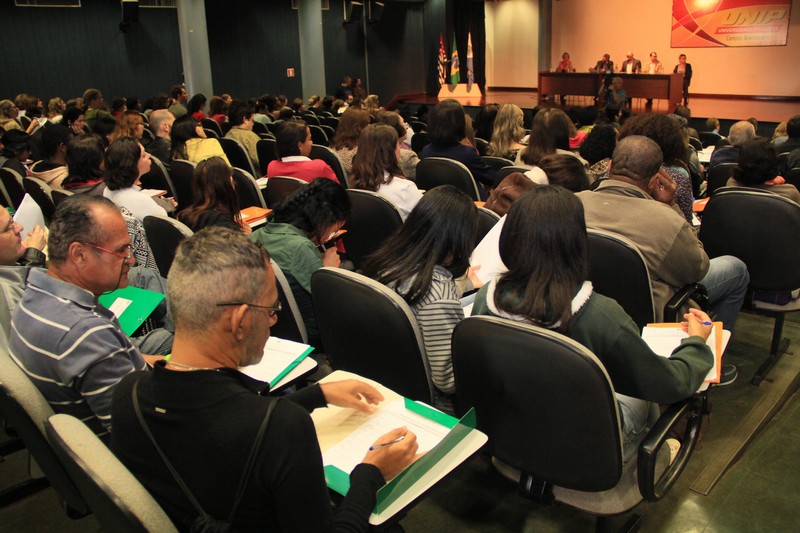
[538, 72, 685, 112]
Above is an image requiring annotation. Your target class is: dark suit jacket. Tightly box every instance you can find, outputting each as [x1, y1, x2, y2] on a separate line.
[673, 63, 693, 85]
[620, 58, 642, 73]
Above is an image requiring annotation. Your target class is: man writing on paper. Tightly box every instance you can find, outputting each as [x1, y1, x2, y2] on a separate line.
[112, 227, 419, 531]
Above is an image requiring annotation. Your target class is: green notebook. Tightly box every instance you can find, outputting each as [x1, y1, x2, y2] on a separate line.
[98, 286, 165, 335]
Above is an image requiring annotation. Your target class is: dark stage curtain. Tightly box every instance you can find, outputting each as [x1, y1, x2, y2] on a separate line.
[452, 1, 486, 91]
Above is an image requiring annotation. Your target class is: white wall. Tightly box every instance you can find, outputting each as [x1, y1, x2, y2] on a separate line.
[486, 0, 539, 88]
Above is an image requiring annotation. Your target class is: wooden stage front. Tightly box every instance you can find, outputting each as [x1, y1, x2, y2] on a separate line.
[393, 89, 798, 125]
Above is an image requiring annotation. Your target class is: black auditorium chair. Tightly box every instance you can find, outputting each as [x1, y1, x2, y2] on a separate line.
[269, 260, 308, 345]
[22, 177, 56, 224]
[169, 159, 197, 212]
[139, 155, 178, 202]
[481, 155, 514, 173]
[341, 190, 403, 270]
[0, 168, 26, 209]
[309, 144, 348, 187]
[416, 157, 480, 201]
[311, 268, 434, 403]
[218, 137, 259, 179]
[142, 215, 194, 278]
[231, 167, 267, 209]
[474, 137, 490, 156]
[475, 206, 500, 243]
[201, 118, 222, 138]
[263, 177, 307, 209]
[698, 187, 800, 385]
[411, 131, 430, 155]
[705, 163, 738, 197]
[257, 138, 279, 176]
[452, 316, 704, 531]
[309, 125, 329, 146]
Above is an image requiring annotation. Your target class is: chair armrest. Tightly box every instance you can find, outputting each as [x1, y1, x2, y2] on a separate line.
[664, 283, 708, 322]
[637, 395, 704, 502]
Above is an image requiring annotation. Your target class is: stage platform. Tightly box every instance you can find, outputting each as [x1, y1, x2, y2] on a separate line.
[392, 89, 798, 126]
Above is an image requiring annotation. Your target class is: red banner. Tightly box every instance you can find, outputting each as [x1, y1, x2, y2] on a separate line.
[672, 0, 791, 47]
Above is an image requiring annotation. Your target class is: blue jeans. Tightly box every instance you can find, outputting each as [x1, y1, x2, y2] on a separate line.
[617, 394, 660, 463]
[700, 255, 750, 331]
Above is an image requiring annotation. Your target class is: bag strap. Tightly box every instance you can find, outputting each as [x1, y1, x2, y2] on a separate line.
[132, 374, 280, 522]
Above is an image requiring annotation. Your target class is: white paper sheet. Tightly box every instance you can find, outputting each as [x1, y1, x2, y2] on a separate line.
[322, 400, 450, 474]
[240, 336, 312, 384]
[642, 324, 727, 383]
[13, 194, 45, 241]
[469, 215, 508, 284]
[107, 297, 132, 318]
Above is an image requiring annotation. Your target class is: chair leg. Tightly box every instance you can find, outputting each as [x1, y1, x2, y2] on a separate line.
[595, 513, 642, 533]
[752, 313, 790, 386]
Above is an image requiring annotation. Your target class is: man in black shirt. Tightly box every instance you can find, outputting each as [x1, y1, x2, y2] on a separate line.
[112, 227, 418, 531]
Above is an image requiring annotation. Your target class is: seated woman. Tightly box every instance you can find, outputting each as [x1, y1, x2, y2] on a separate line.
[350, 125, 423, 221]
[249, 178, 350, 347]
[266, 121, 339, 184]
[178, 156, 251, 234]
[207, 95, 228, 126]
[114, 110, 147, 144]
[579, 122, 617, 184]
[472, 185, 714, 461]
[516, 108, 588, 175]
[62, 134, 107, 195]
[103, 137, 174, 221]
[420, 99, 496, 191]
[170, 114, 229, 164]
[374, 110, 419, 180]
[361, 186, 478, 413]
[329, 107, 370, 176]
[488, 104, 526, 161]
[726, 137, 800, 203]
[0, 130, 32, 177]
[186, 93, 207, 121]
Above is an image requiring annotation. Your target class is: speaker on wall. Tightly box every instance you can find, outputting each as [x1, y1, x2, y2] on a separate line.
[120, 0, 138, 32]
[344, 0, 363, 23]
[367, 0, 384, 23]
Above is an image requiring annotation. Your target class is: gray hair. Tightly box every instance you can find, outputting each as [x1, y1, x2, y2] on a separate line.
[728, 121, 755, 147]
[610, 135, 663, 182]
[168, 227, 270, 332]
[48, 195, 118, 263]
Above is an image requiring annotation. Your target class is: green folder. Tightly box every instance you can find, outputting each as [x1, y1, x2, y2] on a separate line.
[268, 345, 314, 388]
[98, 286, 165, 336]
[324, 401, 477, 514]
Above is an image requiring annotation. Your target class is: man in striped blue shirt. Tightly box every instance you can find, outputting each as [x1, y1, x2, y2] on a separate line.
[9, 195, 149, 438]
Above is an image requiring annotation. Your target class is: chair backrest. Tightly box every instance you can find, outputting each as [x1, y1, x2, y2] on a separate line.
[200, 118, 223, 137]
[302, 113, 321, 126]
[409, 120, 427, 133]
[411, 131, 430, 155]
[474, 137, 489, 156]
[586, 229, 655, 331]
[263, 176, 307, 208]
[0, 168, 26, 209]
[269, 260, 308, 344]
[311, 268, 434, 402]
[218, 137, 259, 179]
[140, 128, 155, 144]
[168, 159, 197, 212]
[320, 125, 336, 141]
[51, 188, 74, 207]
[416, 157, 481, 200]
[495, 165, 535, 184]
[309, 125, 329, 146]
[0, 346, 90, 516]
[699, 187, 800, 292]
[202, 128, 219, 139]
[475, 206, 500, 243]
[452, 316, 623, 492]
[251, 121, 269, 136]
[785, 167, 800, 190]
[480, 155, 514, 172]
[142, 215, 194, 278]
[698, 132, 720, 148]
[231, 167, 267, 209]
[309, 144, 348, 187]
[322, 116, 340, 131]
[22, 177, 56, 223]
[139, 155, 178, 202]
[256, 138, 278, 176]
[342, 190, 403, 270]
[46, 414, 178, 533]
[688, 136, 703, 151]
[706, 163, 738, 197]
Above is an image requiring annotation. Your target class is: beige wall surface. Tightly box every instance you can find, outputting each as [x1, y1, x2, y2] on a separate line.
[486, 0, 540, 87]
[550, 0, 800, 97]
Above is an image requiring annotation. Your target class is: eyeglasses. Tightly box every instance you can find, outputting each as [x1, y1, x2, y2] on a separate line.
[0, 217, 20, 234]
[82, 242, 134, 261]
[216, 301, 282, 318]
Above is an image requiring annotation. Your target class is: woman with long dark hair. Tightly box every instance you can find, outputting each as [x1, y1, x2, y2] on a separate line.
[169, 115, 229, 164]
[178, 157, 250, 233]
[329, 107, 371, 176]
[361, 186, 478, 413]
[472, 185, 714, 460]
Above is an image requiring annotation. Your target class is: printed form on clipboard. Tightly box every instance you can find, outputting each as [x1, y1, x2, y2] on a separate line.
[642, 322, 730, 391]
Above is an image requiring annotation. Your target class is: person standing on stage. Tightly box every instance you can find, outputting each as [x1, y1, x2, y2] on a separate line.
[673, 54, 693, 106]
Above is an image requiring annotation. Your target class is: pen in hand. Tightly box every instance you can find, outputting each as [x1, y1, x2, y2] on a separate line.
[369, 435, 405, 451]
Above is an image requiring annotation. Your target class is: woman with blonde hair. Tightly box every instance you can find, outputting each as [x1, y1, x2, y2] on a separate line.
[488, 104, 526, 160]
[46, 98, 66, 123]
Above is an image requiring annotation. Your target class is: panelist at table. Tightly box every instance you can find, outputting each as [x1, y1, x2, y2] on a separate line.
[619, 51, 642, 74]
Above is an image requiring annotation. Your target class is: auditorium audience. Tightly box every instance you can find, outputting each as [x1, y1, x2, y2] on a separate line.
[703, 117, 725, 144]
[472, 185, 714, 461]
[517, 108, 586, 172]
[62, 106, 87, 135]
[224, 100, 261, 166]
[726, 138, 800, 203]
[29, 124, 72, 189]
[178, 156, 251, 234]
[0, 130, 32, 177]
[421, 99, 496, 190]
[168, 84, 188, 118]
[775, 114, 800, 155]
[103, 137, 173, 221]
[771, 121, 787, 145]
[92, 115, 118, 147]
[619, 113, 695, 222]
[170, 115, 229, 164]
[110, 97, 127, 119]
[0, 100, 36, 133]
[708, 120, 755, 169]
[329, 107, 371, 176]
[46, 97, 66, 124]
[474, 103, 500, 143]
[488, 104, 526, 161]
[249, 178, 350, 347]
[373, 110, 420, 179]
[266, 120, 339, 184]
[112, 227, 417, 531]
[117, 110, 148, 143]
[352, 76, 367, 100]
[208, 95, 229, 126]
[361, 186, 478, 413]
[351, 124, 423, 221]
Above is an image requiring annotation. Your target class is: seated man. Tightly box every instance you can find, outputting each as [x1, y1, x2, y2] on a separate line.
[112, 228, 418, 530]
[604, 77, 627, 110]
[224, 100, 261, 167]
[577, 136, 749, 383]
[29, 124, 72, 189]
[708, 120, 755, 170]
[9, 195, 157, 437]
[266, 120, 339, 184]
[144, 109, 174, 165]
